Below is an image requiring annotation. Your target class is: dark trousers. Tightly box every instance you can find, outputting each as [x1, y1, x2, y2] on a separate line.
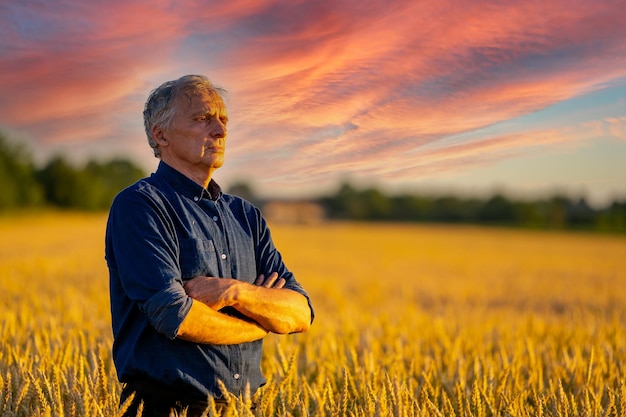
[118, 378, 226, 417]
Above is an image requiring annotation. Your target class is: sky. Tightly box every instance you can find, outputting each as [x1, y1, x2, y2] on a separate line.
[1, 0, 625, 207]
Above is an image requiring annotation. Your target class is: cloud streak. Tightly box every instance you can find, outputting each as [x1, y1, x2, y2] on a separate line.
[1, 0, 625, 198]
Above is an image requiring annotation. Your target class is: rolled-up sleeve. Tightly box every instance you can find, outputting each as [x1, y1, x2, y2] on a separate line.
[106, 186, 190, 338]
[140, 285, 192, 339]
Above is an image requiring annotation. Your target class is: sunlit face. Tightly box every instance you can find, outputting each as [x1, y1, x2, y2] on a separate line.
[160, 90, 228, 177]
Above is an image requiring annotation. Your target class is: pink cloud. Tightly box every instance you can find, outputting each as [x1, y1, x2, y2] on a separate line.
[231, 114, 620, 194]
[1, 0, 625, 197]
[218, 0, 626, 176]
[0, 0, 188, 129]
[219, 0, 625, 150]
[584, 117, 626, 141]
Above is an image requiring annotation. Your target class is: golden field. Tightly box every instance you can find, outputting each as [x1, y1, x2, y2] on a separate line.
[0, 212, 625, 416]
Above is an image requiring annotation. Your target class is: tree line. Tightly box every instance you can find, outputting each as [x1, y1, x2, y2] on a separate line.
[0, 133, 146, 211]
[2, 132, 624, 233]
[317, 183, 626, 233]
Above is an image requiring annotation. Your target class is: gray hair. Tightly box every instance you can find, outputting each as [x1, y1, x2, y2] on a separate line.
[143, 74, 227, 157]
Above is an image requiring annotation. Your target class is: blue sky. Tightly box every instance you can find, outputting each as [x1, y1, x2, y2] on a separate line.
[1, 0, 625, 206]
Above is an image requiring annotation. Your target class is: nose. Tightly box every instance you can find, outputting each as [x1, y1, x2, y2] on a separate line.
[210, 119, 227, 139]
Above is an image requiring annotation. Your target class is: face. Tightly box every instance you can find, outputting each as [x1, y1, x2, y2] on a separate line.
[157, 90, 228, 180]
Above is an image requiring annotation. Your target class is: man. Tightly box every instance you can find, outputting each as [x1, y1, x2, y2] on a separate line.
[105, 74, 314, 416]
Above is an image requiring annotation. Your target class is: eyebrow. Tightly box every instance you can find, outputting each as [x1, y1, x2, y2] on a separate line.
[189, 107, 229, 123]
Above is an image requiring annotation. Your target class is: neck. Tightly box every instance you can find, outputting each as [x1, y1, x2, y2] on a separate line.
[161, 159, 214, 189]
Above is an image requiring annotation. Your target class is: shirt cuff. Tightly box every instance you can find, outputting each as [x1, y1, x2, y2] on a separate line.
[141, 284, 192, 339]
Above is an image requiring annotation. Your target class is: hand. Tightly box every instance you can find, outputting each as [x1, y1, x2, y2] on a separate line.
[254, 272, 286, 289]
[183, 276, 236, 310]
[184, 273, 286, 310]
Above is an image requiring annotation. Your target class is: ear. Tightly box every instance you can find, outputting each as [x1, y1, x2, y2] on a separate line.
[152, 125, 169, 147]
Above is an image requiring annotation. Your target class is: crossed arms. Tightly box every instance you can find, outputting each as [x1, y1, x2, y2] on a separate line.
[177, 273, 312, 345]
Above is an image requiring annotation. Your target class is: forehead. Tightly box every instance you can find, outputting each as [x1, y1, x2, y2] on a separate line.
[174, 88, 226, 114]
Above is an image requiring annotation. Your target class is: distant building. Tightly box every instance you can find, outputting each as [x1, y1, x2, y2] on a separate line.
[261, 200, 325, 224]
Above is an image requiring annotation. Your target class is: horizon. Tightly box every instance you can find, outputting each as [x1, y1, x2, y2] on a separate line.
[2, 133, 619, 210]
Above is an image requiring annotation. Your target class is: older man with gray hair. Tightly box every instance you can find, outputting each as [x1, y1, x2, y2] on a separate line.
[105, 74, 314, 416]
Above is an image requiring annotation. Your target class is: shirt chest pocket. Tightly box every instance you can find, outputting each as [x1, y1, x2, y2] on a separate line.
[179, 238, 219, 279]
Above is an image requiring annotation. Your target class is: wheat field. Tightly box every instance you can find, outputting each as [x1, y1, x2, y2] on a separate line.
[0, 212, 625, 416]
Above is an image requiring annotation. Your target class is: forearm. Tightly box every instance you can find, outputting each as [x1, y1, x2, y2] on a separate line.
[232, 284, 311, 334]
[183, 274, 312, 335]
[177, 299, 268, 344]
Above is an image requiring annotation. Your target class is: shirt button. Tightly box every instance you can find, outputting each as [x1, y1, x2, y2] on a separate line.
[221, 253, 227, 260]
[212, 216, 218, 221]
[234, 373, 240, 380]
[193, 196, 199, 202]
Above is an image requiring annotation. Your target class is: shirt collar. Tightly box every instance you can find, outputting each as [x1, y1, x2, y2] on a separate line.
[154, 161, 223, 202]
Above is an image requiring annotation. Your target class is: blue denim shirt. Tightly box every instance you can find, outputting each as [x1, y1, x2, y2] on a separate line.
[105, 162, 314, 398]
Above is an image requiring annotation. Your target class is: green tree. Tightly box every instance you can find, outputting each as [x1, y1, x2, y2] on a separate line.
[0, 133, 44, 209]
[321, 183, 365, 219]
[228, 181, 260, 206]
[595, 201, 626, 233]
[514, 201, 545, 228]
[36, 156, 146, 210]
[546, 196, 570, 229]
[432, 196, 478, 222]
[361, 187, 391, 220]
[84, 159, 146, 210]
[37, 156, 87, 208]
[478, 194, 515, 224]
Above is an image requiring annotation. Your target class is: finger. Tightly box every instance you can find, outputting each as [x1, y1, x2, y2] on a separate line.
[263, 272, 280, 288]
[254, 274, 265, 286]
[273, 278, 286, 289]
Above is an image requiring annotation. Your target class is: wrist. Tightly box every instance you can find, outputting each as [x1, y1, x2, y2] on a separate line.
[225, 279, 243, 306]
[229, 280, 254, 309]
